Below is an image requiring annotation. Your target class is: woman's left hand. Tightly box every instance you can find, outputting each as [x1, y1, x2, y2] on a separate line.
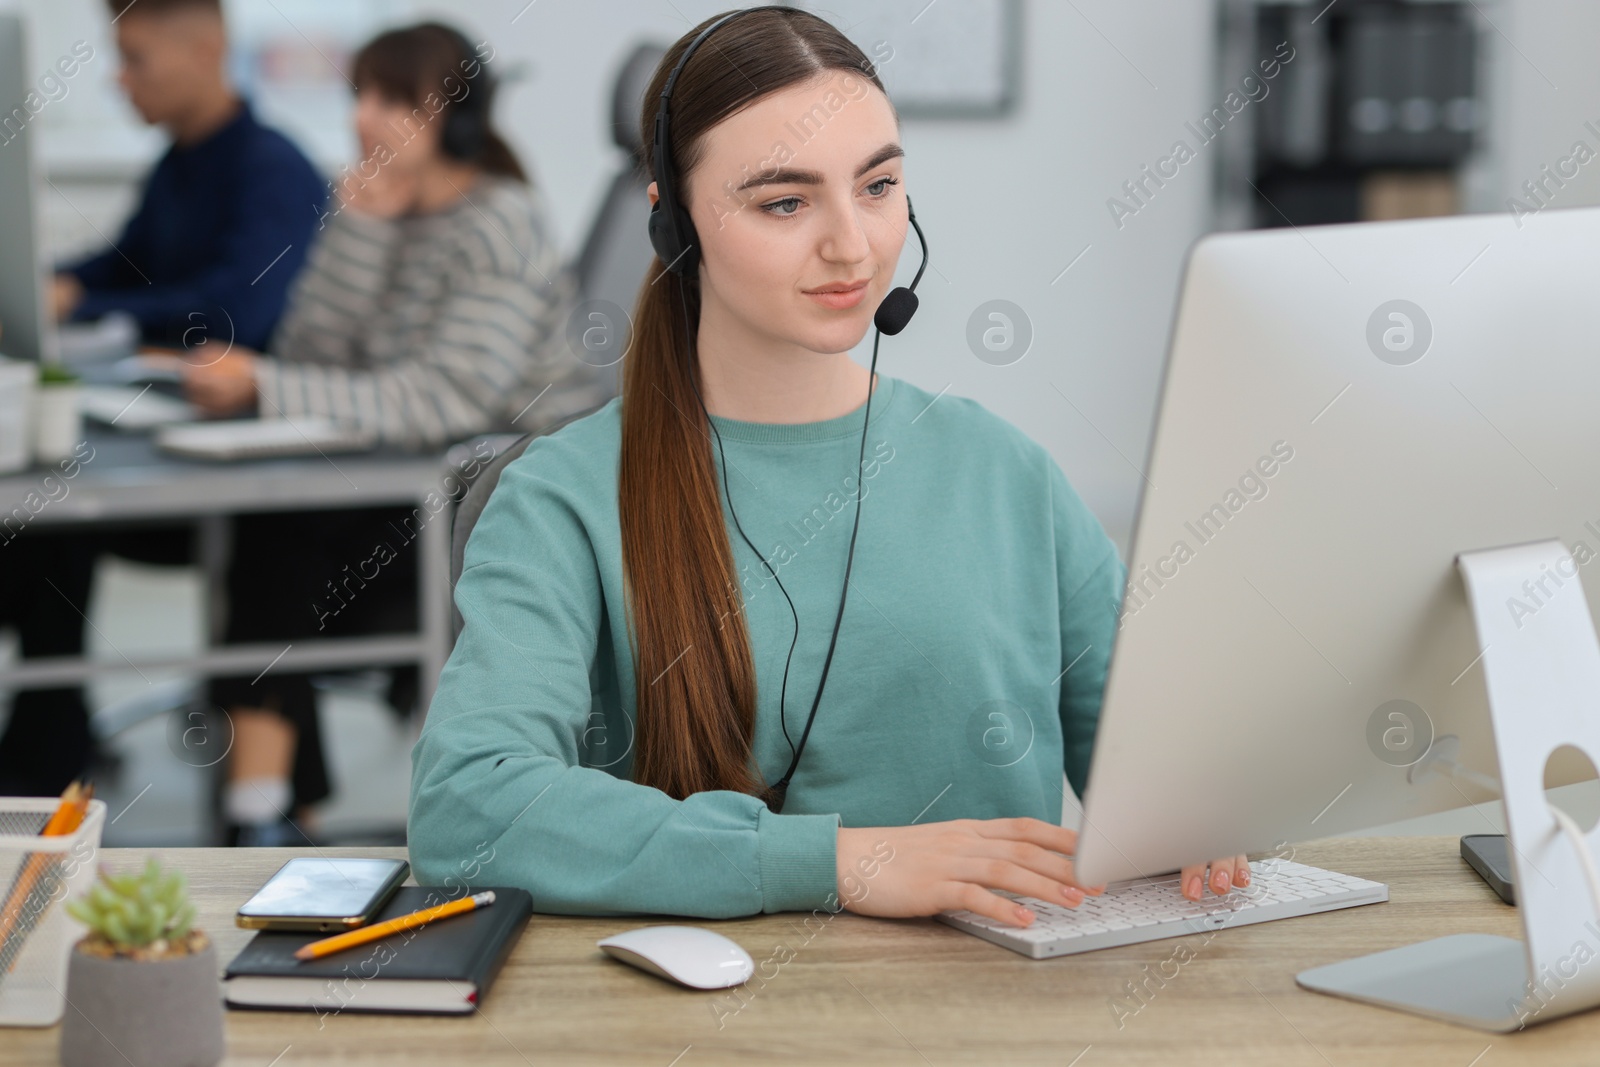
[1180, 854, 1251, 901]
[182, 344, 260, 416]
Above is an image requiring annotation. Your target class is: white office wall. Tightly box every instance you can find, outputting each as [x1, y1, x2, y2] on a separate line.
[1489, 1, 1600, 213]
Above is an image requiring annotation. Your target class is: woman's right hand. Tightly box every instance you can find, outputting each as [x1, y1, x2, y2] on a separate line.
[835, 819, 1106, 927]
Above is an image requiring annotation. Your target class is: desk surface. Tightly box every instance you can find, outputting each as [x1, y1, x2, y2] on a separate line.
[3, 836, 1595, 1066]
[0, 425, 449, 524]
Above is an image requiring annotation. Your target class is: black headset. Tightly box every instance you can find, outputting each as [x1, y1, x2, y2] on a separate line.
[648, 6, 930, 813]
[438, 25, 494, 162]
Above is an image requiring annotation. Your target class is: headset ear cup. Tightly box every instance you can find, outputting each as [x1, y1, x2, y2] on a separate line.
[440, 110, 468, 160]
[463, 110, 489, 159]
[452, 92, 493, 160]
[648, 202, 700, 277]
[648, 203, 680, 270]
[438, 27, 492, 161]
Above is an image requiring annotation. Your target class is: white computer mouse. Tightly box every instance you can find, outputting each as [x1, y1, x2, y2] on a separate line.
[596, 925, 754, 989]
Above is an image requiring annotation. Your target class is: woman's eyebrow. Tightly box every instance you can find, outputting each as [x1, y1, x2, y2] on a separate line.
[736, 142, 905, 191]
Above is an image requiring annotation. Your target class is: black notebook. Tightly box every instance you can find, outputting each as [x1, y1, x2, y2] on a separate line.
[223, 886, 533, 1014]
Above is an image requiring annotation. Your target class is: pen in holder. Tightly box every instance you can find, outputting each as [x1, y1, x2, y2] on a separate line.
[0, 798, 105, 1027]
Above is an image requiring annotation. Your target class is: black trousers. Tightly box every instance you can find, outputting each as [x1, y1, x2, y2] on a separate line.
[0, 529, 99, 796]
[0, 511, 419, 812]
[208, 507, 420, 811]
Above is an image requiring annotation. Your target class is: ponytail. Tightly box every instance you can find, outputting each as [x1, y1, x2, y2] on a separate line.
[618, 260, 765, 799]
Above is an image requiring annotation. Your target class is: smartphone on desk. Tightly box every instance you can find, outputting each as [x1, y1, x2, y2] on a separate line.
[236, 857, 409, 932]
[1461, 834, 1515, 905]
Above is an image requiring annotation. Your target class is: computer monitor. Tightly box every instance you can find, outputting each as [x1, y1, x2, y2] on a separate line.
[0, 13, 58, 365]
[1075, 203, 1600, 887]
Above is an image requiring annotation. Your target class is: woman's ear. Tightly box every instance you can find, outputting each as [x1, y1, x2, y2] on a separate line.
[647, 181, 659, 208]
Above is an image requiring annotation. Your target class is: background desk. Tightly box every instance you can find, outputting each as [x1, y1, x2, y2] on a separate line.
[0, 425, 460, 842]
[0, 426, 455, 703]
[1, 836, 1595, 1066]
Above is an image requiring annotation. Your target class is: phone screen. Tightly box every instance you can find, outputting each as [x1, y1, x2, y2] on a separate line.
[238, 857, 408, 920]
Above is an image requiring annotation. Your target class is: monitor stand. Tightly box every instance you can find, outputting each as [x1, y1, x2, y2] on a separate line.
[1297, 538, 1600, 1031]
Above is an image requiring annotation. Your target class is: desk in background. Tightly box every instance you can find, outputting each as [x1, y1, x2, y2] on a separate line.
[1, 837, 1594, 1065]
[0, 426, 456, 838]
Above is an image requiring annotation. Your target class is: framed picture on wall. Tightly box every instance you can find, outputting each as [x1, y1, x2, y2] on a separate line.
[794, 0, 1022, 118]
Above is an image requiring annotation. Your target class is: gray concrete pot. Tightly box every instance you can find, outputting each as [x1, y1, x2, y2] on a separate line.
[58, 939, 224, 1067]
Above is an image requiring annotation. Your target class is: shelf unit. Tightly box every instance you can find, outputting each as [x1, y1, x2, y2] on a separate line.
[1213, 0, 1506, 231]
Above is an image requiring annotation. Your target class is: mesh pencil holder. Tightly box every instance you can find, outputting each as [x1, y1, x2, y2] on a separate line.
[0, 797, 106, 1026]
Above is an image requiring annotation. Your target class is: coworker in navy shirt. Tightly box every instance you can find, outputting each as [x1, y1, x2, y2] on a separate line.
[0, 0, 320, 801]
[52, 0, 324, 350]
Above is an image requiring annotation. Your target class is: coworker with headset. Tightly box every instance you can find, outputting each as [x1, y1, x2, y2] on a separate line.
[187, 23, 606, 846]
[183, 21, 599, 443]
[410, 6, 1249, 924]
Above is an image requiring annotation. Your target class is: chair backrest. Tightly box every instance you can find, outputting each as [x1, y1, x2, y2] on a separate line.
[571, 42, 666, 397]
[449, 47, 663, 637]
[449, 404, 606, 638]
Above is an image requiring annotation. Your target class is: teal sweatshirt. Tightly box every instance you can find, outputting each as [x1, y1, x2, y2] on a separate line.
[408, 374, 1127, 917]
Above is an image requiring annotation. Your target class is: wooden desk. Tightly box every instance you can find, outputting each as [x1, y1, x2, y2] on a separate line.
[3, 836, 1594, 1066]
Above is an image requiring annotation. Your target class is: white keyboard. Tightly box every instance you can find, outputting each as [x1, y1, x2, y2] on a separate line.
[80, 385, 196, 429]
[155, 417, 377, 461]
[935, 859, 1387, 959]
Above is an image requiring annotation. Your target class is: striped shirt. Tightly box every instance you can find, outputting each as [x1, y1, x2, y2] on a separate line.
[258, 175, 609, 448]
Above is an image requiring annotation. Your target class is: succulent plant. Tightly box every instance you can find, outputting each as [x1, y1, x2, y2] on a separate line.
[38, 361, 79, 385]
[66, 858, 197, 950]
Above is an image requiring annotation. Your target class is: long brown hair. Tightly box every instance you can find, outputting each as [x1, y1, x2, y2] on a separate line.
[351, 22, 529, 183]
[620, 8, 891, 801]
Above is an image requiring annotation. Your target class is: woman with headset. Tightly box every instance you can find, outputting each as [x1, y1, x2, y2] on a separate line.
[410, 7, 1248, 924]
[182, 23, 606, 845]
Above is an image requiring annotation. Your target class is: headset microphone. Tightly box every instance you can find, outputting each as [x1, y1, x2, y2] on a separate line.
[650, 7, 931, 813]
[872, 204, 928, 336]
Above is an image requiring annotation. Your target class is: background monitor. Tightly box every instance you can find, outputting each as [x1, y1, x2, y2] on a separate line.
[0, 12, 57, 365]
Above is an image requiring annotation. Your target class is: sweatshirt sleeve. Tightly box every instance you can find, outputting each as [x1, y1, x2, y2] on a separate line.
[264, 206, 401, 371]
[60, 184, 152, 293]
[1049, 459, 1127, 801]
[407, 448, 843, 917]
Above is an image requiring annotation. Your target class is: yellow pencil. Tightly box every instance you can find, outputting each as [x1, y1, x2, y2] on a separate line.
[293, 890, 495, 961]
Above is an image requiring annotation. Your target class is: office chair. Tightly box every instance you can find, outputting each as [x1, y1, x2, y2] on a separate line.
[449, 402, 606, 639]
[570, 42, 666, 397]
[444, 40, 665, 629]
